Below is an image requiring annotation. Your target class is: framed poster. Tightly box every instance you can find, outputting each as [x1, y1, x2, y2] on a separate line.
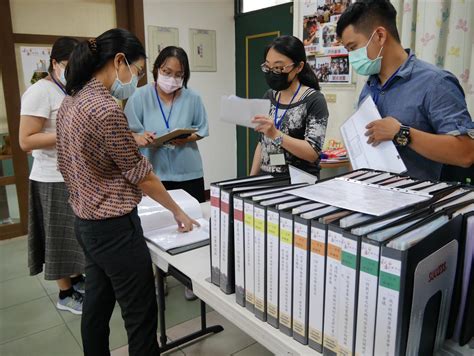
[298, 0, 354, 84]
[189, 29, 217, 72]
[147, 25, 179, 67]
[20, 46, 51, 89]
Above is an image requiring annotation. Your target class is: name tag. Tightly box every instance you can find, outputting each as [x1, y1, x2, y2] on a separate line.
[270, 153, 286, 166]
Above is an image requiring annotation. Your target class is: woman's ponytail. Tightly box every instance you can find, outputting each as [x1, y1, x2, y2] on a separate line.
[65, 28, 146, 96]
[65, 40, 98, 96]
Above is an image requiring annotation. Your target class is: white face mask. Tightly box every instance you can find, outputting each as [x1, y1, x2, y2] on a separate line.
[157, 74, 183, 94]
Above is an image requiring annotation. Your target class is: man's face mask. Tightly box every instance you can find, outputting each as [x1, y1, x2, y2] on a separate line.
[348, 30, 383, 76]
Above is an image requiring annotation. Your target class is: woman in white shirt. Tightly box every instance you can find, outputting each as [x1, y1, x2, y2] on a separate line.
[19, 37, 85, 315]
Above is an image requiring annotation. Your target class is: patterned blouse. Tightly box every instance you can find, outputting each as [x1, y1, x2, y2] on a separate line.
[57, 78, 152, 220]
[259, 88, 329, 176]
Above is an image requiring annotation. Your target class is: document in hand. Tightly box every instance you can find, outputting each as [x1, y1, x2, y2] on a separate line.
[220, 95, 271, 128]
[145, 128, 198, 148]
[340, 96, 407, 174]
[137, 190, 209, 255]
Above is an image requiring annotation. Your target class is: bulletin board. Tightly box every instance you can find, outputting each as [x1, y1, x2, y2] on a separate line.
[296, 0, 355, 85]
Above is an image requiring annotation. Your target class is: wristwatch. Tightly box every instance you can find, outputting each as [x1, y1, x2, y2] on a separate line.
[272, 132, 284, 147]
[393, 124, 411, 147]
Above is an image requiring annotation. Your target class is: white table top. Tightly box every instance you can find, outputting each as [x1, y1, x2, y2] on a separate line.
[147, 203, 319, 356]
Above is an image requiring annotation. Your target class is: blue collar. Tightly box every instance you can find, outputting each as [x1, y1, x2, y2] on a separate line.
[367, 49, 416, 88]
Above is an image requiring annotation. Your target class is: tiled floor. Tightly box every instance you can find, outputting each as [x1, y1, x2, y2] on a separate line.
[0, 236, 273, 356]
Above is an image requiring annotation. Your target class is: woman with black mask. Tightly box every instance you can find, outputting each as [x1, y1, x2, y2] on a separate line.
[250, 35, 329, 177]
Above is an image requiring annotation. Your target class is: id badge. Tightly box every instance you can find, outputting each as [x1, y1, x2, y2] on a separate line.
[163, 143, 175, 150]
[270, 153, 286, 166]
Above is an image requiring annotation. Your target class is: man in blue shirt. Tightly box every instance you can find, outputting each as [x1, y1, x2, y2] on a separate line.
[336, 0, 474, 180]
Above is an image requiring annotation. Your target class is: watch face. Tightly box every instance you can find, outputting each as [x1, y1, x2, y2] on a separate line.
[397, 136, 409, 146]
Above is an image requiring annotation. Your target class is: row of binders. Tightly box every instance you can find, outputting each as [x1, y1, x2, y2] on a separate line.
[209, 169, 474, 355]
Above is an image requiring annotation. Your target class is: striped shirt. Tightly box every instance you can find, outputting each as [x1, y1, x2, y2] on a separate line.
[57, 78, 152, 220]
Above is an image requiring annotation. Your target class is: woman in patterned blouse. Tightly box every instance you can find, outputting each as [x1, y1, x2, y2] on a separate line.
[56, 28, 198, 356]
[250, 35, 329, 177]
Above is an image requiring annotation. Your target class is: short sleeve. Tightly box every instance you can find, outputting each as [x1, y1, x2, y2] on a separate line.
[304, 92, 329, 152]
[101, 106, 152, 185]
[192, 94, 209, 138]
[426, 74, 474, 138]
[124, 89, 145, 133]
[20, 81, 51, 119]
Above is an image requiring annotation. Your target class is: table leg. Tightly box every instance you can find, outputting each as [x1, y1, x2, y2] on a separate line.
[154, 267, 224, 353]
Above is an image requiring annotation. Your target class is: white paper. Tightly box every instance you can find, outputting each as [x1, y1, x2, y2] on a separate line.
[290, 177, 431, 216]
[220, 95, 271, 128]
[145, 218, 209, 251]
[340, 96, 407, 174]
[138, 190, 202, 232]
[289, 164, 318, 184]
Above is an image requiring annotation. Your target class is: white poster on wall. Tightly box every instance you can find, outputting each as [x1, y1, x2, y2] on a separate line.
[147, 26, 179, 68]
[20, 46, 51, 89]
[189, 29, 217, 72]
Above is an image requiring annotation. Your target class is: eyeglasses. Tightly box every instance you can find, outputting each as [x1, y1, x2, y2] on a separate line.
[131, 62, 145, 80]
[260, 62, 295, 74]
[159, 67, 185, 79]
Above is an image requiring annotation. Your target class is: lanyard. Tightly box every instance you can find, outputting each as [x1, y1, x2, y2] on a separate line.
[274, 83, 302, 130]
[370, 67, 401, 105]
[51, 75, 67, 95]
[154, 83, 175, 130]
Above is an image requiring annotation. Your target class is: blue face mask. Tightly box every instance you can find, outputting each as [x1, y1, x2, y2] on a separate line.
[348, 31, 383, 76]
[110, 58, 138, 100]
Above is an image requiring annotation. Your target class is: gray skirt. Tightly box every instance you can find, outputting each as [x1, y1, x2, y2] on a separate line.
[28, 180, 85, 280]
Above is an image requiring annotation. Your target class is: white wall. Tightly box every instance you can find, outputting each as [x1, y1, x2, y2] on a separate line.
[143, 0, 237, 188]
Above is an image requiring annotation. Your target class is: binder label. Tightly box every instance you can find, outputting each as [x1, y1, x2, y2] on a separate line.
[279, 217, 293, 328]
[337, 237, 358, 356]
[293, 222, 309, 337]
[309, 226, 326, 345]
[375, 257, 401, 356]
[220, 192, 230, 277]
[267, 210, 279, 319]
[210, 186, 221, 277]
[254, 207, 266, 313]
[233, 198, 245, 293]
[324, 230, 343, 352]
[244, 202, 255, 306]
[356, 242, 380, 356]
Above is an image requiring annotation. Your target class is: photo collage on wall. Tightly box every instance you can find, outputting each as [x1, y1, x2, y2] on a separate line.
[301, 0, 353, 84]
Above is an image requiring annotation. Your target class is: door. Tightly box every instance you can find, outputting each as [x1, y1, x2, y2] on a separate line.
[235, 2, 293, 177]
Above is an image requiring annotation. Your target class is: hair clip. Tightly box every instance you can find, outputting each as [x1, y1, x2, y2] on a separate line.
[88, 38, 97, 54]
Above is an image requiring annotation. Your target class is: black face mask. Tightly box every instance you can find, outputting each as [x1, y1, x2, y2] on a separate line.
[265, 71, 292, 91]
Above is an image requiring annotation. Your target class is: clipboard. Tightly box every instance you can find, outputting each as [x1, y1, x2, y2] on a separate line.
[145, 128, 198, 148]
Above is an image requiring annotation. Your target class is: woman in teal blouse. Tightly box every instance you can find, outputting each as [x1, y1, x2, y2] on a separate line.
[125, 46, 209, 202]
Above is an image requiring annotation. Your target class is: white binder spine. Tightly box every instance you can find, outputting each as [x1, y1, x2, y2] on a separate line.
[293, 221, 309, 338]
[323, 229, 344, 354]
[254, 206, 266, 313]
[210, 185, 221, 283]
[308, 225, 326, 347]
[220, 191, 230, 282]
[279, 216, 293, 330]
[355, 242, 380, 356]
[337, 236, 358, 356]
[234, 197, 245, 300]
[244, 202, 255, 307]
[374, 256, 401, 356]
[267, 210, 280, 321]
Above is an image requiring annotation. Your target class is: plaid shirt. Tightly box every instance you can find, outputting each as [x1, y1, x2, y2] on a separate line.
[57, 78, 152, 220]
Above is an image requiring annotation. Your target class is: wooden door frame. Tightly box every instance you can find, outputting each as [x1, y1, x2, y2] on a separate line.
[0, 0, 145, 240]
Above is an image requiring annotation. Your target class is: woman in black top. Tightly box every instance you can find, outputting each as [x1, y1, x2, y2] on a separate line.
[250, 35, 329, 177]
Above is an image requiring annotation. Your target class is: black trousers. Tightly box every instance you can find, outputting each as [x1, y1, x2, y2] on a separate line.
[162, 177, 205, 203]
[75, 209, 159, 356]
